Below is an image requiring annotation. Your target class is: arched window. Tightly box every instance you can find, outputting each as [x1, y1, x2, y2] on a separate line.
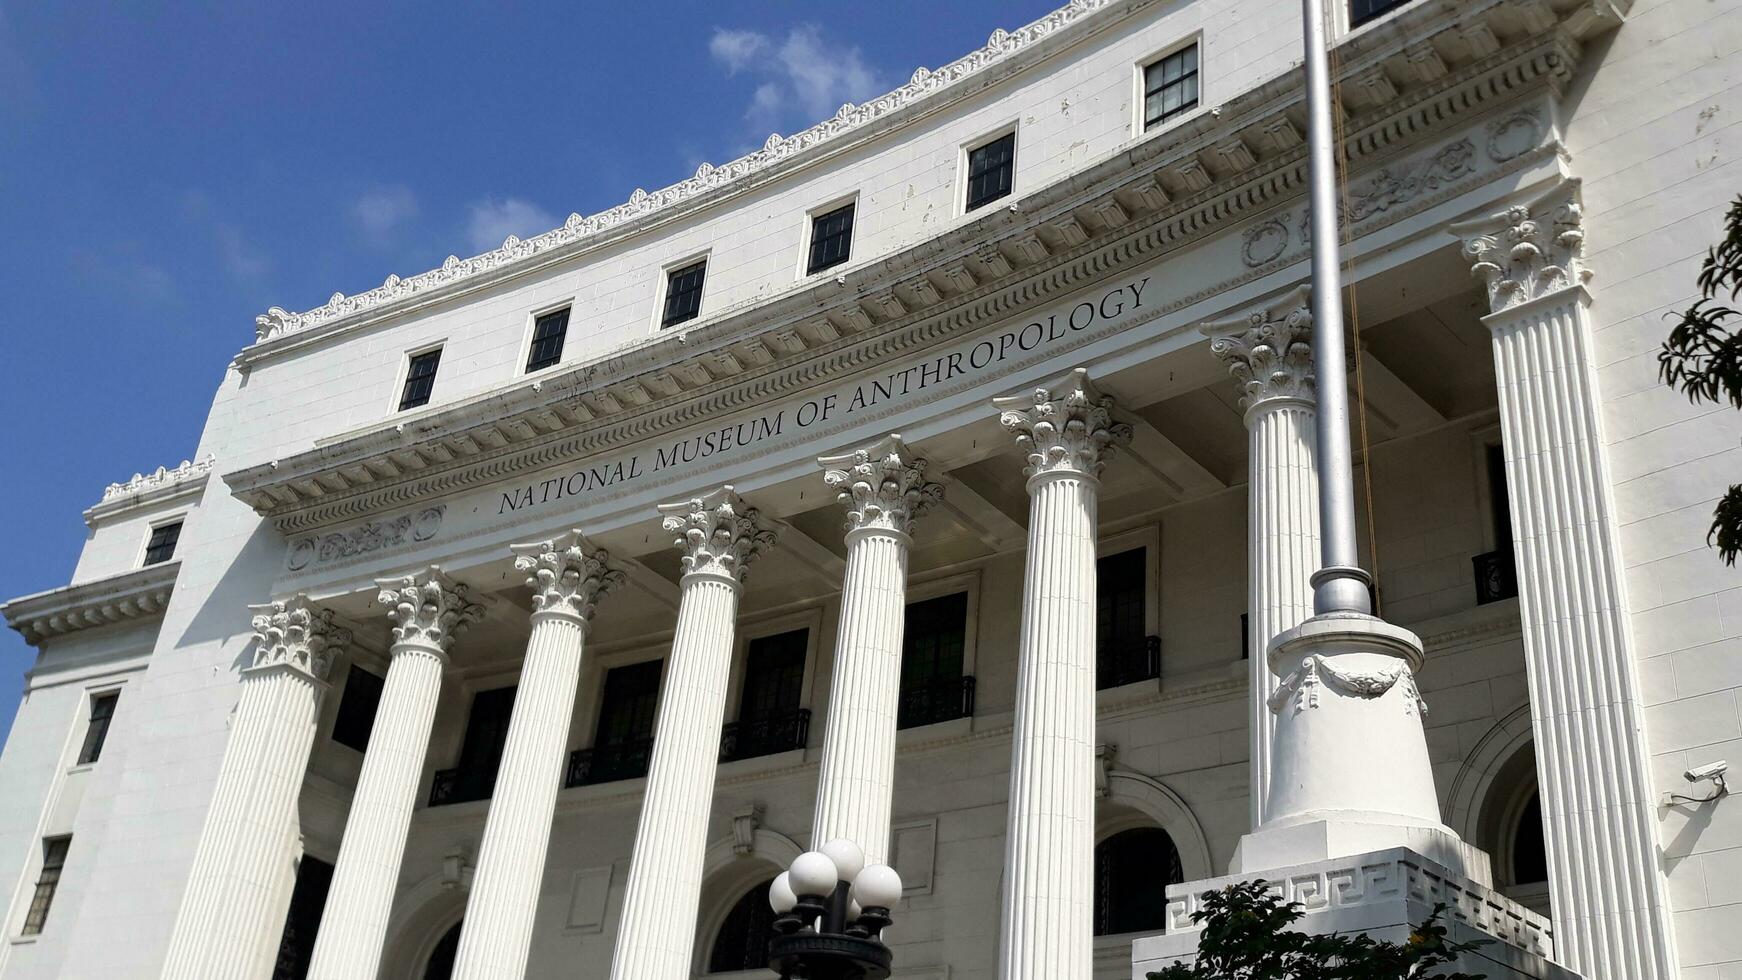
[707, 878, 777, 974]
[423, 920, 462, 980]
[1093, 827, 1183, 937]
[1511, 790, 1547, 886]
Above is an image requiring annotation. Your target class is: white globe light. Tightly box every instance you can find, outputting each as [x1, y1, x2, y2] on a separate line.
[768, 872, 798, 914]
[819, 838, 866, 883]
[789, 851, 839, 898]
[851, 863, 903, 909]
[847, 898, 864, 922]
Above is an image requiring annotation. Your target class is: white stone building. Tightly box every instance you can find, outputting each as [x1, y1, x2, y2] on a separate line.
[2, 0, 1738, 977]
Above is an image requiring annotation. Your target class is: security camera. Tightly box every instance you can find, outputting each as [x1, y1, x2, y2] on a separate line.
[1685, 760, 1729, 783]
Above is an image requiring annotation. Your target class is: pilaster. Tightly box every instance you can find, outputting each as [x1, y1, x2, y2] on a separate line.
[810, 435, 940, 864]
[610, 488, 774, 980]
[1451, 180, 1680, 980]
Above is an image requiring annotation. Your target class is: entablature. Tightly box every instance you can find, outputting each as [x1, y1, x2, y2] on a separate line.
[2, 561, 179, 647]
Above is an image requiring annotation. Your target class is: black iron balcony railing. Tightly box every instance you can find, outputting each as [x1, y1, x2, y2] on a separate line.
[1473, 548, 1519, 605]
[720, 708, 812, 763]
[566, 736, 656, 787]
[428, 766, 497, 807]
[1350, 0, 1419, 27]
[897, 675, 977, 730]
[1097, 635, 1161, 691]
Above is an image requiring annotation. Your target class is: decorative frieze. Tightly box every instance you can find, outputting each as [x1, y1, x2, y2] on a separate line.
[246, 596, 350, 682]
[511, 531, 625, 624]
[376, 568, 485, 655]
[657, 486, 777, 584]
[1202, 286, 1315, 412]
[993, 368, 1132, 480]
[820, 435, 943, 537]
[286, 505, 444, 571]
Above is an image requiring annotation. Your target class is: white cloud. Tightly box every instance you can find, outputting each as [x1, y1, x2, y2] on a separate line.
[707, 25, 885, 135]
[465, 197, 556, 253]
[353, 185, 418, 242]
[181, 189, 270, 282]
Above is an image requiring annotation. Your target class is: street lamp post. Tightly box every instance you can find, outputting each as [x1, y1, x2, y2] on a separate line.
[767, 839, 903, 980]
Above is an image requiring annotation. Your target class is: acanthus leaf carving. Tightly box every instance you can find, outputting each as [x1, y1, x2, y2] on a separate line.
[656, 486, 777, 584]
[1452, 181, 1588, 312]
[819, 435, 943, 537]
[510, 531, 625, 624]
[247, 594, 350, 682]
[1202, 285, 1315, 413]
[375, 567, 485, 654]
[992, 367, 1132, 480]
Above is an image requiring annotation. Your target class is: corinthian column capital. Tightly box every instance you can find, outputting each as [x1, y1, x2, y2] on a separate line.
[1201, 285, 1315, 417]
[992, 367, 1133, 480]
[510, 531, 625, 624]
[658, 486, 777, 585]
[246, 595, 350, 682]
[819, 434, 943, 537]
[375, 567, 485, 655]
[1450, 180, 1589, 314]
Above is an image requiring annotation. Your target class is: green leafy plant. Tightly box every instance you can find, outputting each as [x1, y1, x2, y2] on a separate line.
[1146, 880, 1486, 980]
[1659, 195, 1742, 565]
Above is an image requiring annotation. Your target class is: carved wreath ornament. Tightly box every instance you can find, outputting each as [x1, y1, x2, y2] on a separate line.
[249, 597, 350, 681]
[1267, 654, 1427, 718]
[994, 369, 1132, 480]
[514, 533, 625, 623]
[660, 489, 776, 583]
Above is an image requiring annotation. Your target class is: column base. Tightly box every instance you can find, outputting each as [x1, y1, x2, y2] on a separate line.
[1129, 847, 1577, 980]
[1231, 814, 1490, 887]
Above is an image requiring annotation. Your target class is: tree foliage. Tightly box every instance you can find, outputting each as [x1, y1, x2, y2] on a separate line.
[1145, 881, 1486, 980]
[1659, 195, 1742, 565]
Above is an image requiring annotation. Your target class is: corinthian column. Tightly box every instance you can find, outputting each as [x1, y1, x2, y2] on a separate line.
[308, 569, 484, 980]
[610, 488, 775, 980]
[810, 434, 941, 864]
[161, 598, 349, 980]
[1202, 286, 1320, 831]
[992, 369, 1130, 980]
[453, 534, 622, 980]
[1453, 181, 1679, 980]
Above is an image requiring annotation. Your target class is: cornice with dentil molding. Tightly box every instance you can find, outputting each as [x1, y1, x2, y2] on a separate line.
[658, 485, 777, 583]
[247, 595, 351, 682]
[375, 567, 486, 653]
[993, 368, 1132, 480]
[819, 434, 943, 537]
[1451, 179, 1588, 314]
[1201, 285, 1316, 415]
[510, 530, 625, 623]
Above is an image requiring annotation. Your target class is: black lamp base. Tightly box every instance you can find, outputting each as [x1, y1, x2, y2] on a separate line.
[768, 931, 893, 980]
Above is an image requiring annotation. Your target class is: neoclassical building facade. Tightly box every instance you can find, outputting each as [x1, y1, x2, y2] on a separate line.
[2, 0, 1738, 978]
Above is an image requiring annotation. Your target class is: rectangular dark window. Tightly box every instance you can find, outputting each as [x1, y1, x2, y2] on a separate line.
[525, 308, 570, 373]
[723, 629, 810, 762]
[661, 261, 707, 328]
[399, 348, 442, 411]
[330, 665, 385, 753]
[271, 854, 334, 980]
[1097, 548, 1157, 689]
[1143, 44, 1200, 130]
[807, 203, 856, 275]
[1350, 0, 1418, 26]
[143, 521, 181, 566]
[1474, 442, 1519, 605]
[21, 836, 70, 936]
[76, 692, 118, 765]
[567, 659, 663, 786]
[899, 592, 973, 729]
[965, 132, 1016, 212]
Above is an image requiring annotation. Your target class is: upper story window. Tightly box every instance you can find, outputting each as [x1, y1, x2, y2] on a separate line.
[22, 836, 70, 936]
[807, 203, 856, 275]
[1143, 44, 1200, 130]
[399, 348, 442, 411]
[965, 131, 1016, 212]
[76, 692, 119, 765]
[1096, 547, 1157, 689]
[899, 592, 973, 729]
[143, 521, 182, 566]
[724, 629, 809, 762]
[1350, 0, 1417, 27]
[569, 659, 663, 786]
[331, 665, 385, 753]
[661, 260, 708, 328]
[525, 307, 571, 373]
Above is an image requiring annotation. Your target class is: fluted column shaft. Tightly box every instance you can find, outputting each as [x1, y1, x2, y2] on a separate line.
[161, 599, 347, 980]
[309, 571, 482, 980]
[1456, 188, 1679, 980]
[993, 369, 1129, 980]
[1203, 289, 1320, 829]
[454, 536, 621, 980]
[611, 489, 772, 980]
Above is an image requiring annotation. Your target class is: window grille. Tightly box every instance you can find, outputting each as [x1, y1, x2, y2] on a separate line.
[143, 521, 181, 566]
[661, 261, 707, 328]
[22, 837, 70, 936]
[525, 307, 570, 372]
[807, 203, 856, 275]
[399, 348, 442, 410]
[1143, 44, 1200, 130]
[966, 132, 1016, 211]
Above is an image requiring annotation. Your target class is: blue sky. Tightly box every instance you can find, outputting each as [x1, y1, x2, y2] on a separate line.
[0, 2, 1066, 738]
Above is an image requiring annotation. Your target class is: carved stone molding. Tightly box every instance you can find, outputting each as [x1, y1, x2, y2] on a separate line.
[1, 562, 178, 647]
[1451, 180, 1588, 313]
[992, 367, 1132, 480]
[731, 804, 765, 855]
[657, 486, 777, 583]
[1345, 138, 1475, 223]
[1267, 654, 1426, 718]
[101, 455, 216, 501]
[509, 531, 624, 624]
[375, 568, 485, 654]
[287, 505, 445, 572]
[1201, 285, 1315, 414]
[246, 595, 351, 682]
[818, 434, 943, 537]
[86, 455, 215, 526]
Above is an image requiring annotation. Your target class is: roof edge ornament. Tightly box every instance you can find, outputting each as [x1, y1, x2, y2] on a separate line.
[101, 455, 217, 502]
[250, 0, 1117, 345]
